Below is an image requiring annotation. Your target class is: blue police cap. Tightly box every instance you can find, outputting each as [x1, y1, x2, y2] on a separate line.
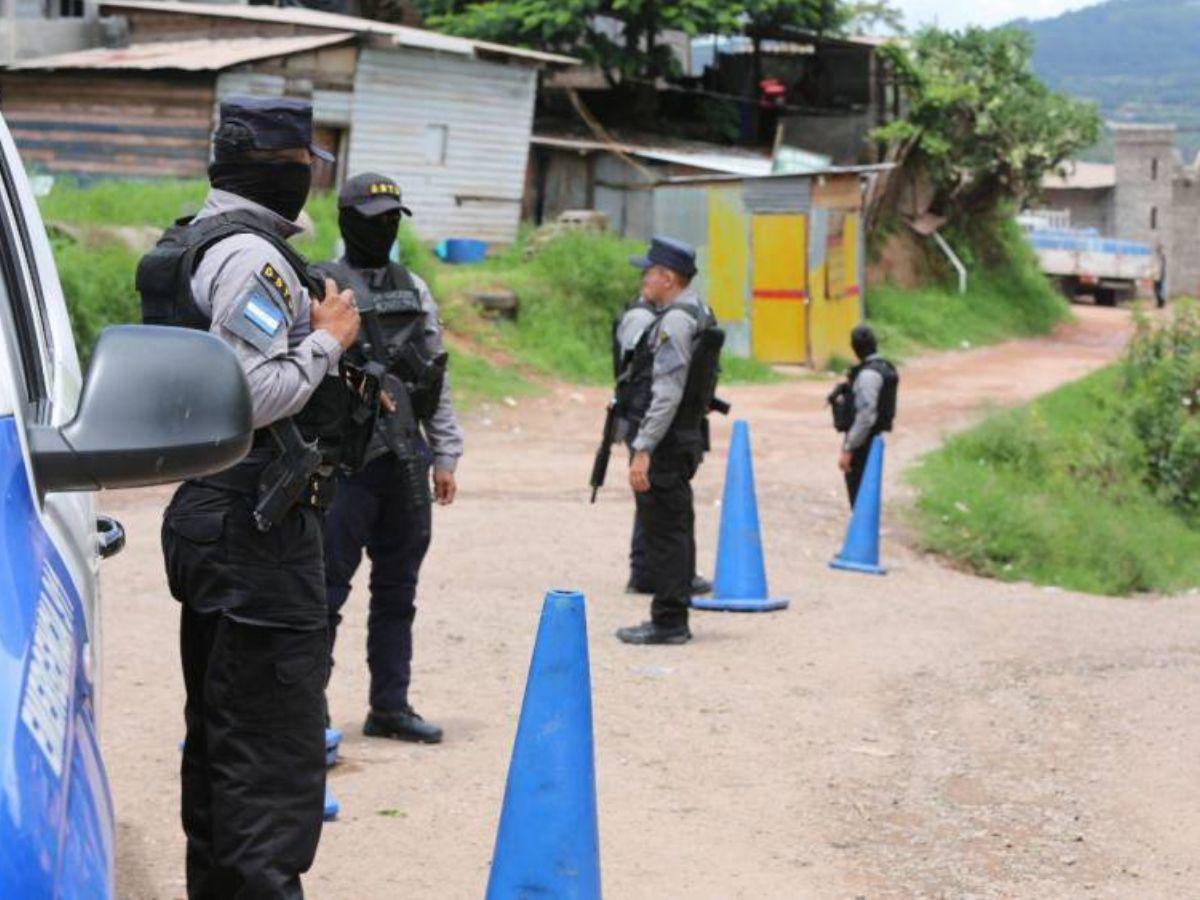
[217, 96, 334, 162]
[629, 235, 697, 279]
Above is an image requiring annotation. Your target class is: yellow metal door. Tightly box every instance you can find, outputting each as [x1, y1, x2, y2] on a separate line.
[750, 214, 808, 363]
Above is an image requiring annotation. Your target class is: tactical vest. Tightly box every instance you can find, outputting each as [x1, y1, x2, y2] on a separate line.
[313, 259, 446, 422]
[136, 210, 373, 473]
[615, 301, 723, 460]
[851, 357, 900, 434]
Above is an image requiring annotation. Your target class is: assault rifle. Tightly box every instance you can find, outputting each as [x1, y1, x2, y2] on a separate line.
[589, 400, 618, 503]
[359, 299, 432, 508]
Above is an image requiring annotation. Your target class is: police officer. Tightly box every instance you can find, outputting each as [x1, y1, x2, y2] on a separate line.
[615, 236, 722, 646]
[619, 298, 712, 598]
[143, 97, 361, 898]
[838, 324, 899, 506]
[316, 173, 463, 744]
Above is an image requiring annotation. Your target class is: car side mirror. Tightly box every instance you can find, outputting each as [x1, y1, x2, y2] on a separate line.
[29, 325, 253, 492]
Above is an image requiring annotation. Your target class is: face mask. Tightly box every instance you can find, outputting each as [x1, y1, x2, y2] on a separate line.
[209, 161, 312, 222]
[340, 208, 399, 268]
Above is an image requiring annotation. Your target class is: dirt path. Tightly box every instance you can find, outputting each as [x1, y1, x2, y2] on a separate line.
[100, 306, 1200, 899]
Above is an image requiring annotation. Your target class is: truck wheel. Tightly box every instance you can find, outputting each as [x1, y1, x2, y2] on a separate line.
[1094, 288, 1117, 307]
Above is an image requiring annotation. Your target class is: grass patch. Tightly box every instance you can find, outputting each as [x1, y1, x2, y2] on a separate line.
[909, 365, 1200, 596]
[868, 215, 1071, 359]
[449, 349, 537, 408]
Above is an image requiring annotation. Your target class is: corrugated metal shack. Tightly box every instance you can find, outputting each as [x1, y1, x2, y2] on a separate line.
[0, 0, 576, 242]
[654, 166, 886, 367]
[526, 133, 772, 241]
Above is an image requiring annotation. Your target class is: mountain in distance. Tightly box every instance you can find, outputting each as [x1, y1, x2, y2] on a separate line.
[1015, 0, 1200, 158]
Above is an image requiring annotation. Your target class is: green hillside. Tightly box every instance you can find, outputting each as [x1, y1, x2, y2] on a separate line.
[1017, 0, 1200, 156]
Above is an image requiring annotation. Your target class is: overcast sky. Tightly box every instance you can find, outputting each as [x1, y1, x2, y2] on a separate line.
[890, 0, 1101, 29]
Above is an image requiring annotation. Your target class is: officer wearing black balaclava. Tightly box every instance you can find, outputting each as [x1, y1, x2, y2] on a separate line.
[139, 96, 362, 898]
[838, 324, 899, 506]
[315, 173, 464, 744]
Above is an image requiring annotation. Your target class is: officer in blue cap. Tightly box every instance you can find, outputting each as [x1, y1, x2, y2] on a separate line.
[612, 236, 723, 644]
[141, 96, 363, 897]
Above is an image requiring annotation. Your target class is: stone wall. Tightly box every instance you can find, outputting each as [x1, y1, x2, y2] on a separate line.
[1113, 124, 1176, 250]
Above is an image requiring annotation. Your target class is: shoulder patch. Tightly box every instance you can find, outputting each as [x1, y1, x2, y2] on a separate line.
[225, 284, 285, 353]
[259, 262, 294, 316]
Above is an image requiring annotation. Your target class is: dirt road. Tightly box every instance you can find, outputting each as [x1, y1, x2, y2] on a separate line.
[101, 306, 1200, 898]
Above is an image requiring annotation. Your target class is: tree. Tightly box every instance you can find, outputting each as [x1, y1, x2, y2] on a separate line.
[875, 27, 1101, 220]
[421, 0, 852, 84]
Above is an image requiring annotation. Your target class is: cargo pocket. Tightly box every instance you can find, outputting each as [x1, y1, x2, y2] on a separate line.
[219, 622, 328, 731]
[163, 511, 226, 602]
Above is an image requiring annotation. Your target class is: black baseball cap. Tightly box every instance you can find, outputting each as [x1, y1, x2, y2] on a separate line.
[337, 172, 413, 217]
[630, 235, 698, 279]
[216, 96, 333, 162]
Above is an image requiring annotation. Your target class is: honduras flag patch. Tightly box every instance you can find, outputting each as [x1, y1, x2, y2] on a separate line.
[244, 289, 284, 336]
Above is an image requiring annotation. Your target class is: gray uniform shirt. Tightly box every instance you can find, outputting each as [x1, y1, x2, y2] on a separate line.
[189, 189, 344, 430]
[628, 288, 706, 455]
[845, 354, 885, 451]
[351, 264, 464, 472]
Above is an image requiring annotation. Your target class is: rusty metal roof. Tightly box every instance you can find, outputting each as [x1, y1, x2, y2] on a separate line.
[8, 33, 355, 72]
[532, 133, 774, 177]
[97, 0, 578, 66]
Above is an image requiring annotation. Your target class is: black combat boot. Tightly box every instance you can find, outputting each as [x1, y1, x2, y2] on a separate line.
[363, 705, 443, 744]
[615, 621, 692, 645]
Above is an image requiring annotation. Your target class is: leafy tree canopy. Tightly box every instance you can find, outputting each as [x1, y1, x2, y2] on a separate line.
[415, 0, 870, 82]
[876, 27, 1101, 218]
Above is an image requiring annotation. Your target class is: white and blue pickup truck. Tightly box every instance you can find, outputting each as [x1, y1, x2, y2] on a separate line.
[1019, 212, 1157, 306]
[0, 114, 253, 896]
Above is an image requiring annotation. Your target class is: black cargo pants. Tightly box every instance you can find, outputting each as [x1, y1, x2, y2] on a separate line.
[845, 441, 872, 508]
[324, 453, 434, 713]
[163, 481, 328, 900]
[633, 450, 697, 629]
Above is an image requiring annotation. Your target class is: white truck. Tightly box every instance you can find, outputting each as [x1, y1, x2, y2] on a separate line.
[1018, 212, 1158, 306]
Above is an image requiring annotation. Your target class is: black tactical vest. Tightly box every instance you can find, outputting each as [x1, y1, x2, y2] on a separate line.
[851, 357, 900, 434]
[313, 259, 446, 422]
[615, 301, 723, 460]
[136, 210, 373, 472]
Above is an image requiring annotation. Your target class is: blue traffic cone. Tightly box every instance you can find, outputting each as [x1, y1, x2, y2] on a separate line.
[830, 435, 887, 575]
[324, 786, 340, 821]
[692, 420, 789, 612]
[486, 590, 600, 900]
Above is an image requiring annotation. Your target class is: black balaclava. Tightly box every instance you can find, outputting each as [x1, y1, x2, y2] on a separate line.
[208, 121, 312, 222]
[209, 161, 311, 222]
[340, 207, 399, 269]
[851, 324, 878, 361]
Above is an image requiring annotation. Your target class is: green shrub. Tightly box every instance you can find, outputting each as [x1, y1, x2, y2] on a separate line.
[911, 318, 1200, 595]
[868, 214, 1071, 358]
[1123, 303, 1200, 513]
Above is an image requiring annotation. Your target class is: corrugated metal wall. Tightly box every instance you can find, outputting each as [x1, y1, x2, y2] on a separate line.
[0, 73, 213, 178]
[347, 47, 536, 244]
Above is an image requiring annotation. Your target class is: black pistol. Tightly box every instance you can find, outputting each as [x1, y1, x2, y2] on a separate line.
[253, 420, 323, 532]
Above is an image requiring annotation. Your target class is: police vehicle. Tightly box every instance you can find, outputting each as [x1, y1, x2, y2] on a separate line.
[0, 115, 253, 895]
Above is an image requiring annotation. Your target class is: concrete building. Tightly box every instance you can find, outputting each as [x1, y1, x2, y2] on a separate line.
[1040, 124, 1200, 297]
[0, 0, 575, 242]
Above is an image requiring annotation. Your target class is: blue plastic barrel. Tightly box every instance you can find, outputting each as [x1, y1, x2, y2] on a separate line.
[437, 238, 487, 264]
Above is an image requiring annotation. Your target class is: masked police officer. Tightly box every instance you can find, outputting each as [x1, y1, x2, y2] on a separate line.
[315, 173, 463, 744]
[838, 324, 899, 506]
[614, 236, 723, 646]
[141, 97, 362, 898]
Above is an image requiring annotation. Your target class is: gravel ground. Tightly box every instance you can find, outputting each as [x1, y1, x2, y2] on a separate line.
[100, 306, 1200, 898]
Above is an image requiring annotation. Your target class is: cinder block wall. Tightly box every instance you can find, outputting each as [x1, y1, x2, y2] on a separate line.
[1113, 125, 1176, 250]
